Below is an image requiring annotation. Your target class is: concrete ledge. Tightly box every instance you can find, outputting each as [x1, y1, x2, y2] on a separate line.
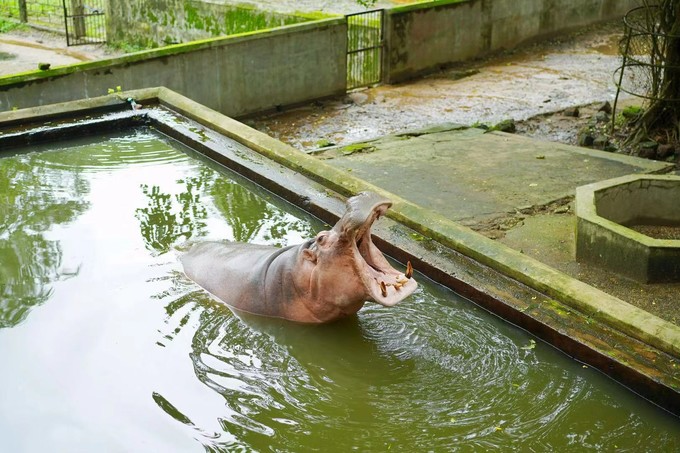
[0, 20, 342, 87]
[2, 88, 680, 362]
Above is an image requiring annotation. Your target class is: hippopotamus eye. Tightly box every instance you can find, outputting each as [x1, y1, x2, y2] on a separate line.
[316, 233, 327, 245]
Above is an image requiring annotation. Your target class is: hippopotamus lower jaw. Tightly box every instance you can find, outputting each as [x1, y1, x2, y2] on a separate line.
[352, 221, 417, 307]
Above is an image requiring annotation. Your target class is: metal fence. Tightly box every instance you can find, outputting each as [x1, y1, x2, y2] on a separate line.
[63, 0, 106, 45]
[346, 9, 384, 90]
[0, 0, 106, 45]
[0, 0, 62, 30]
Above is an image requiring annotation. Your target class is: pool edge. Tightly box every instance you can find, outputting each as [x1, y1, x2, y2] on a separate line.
[2, 88, 679, 414]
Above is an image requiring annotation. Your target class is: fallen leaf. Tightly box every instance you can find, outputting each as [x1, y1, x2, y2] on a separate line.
[520, 339, 536, 350]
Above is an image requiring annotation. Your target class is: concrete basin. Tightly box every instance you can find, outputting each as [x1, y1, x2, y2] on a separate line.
[576, 174, 680, 283]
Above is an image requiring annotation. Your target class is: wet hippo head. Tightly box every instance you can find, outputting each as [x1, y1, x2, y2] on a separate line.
[181, 191, 417, 323]
[299, 192, 417, 310]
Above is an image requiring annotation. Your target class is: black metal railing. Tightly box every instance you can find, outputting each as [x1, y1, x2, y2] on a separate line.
[63, 0, 106, 45]
[0, 0, 106, 45]
[347, 9, 384, 90]
[0, 0, 62, 30]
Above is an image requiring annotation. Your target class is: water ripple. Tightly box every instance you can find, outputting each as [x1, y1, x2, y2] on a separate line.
[35, 129, 188, 172]
[152, 275, 680, 452]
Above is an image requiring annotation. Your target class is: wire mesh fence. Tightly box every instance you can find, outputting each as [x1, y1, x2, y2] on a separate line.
[613, 5, 680, 103]
[0, 0, 63, 31]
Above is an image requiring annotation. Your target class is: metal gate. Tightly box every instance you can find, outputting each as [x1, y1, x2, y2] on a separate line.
[62, 0, 106, 46]
[346, 9, 384, 90]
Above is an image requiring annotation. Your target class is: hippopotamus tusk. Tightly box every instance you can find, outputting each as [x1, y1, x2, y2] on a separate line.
[180, 191, 418, 323]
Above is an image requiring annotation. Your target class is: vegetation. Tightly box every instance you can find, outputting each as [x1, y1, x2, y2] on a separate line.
[0, 17, 26, 33]
[0, 0, 63, 29]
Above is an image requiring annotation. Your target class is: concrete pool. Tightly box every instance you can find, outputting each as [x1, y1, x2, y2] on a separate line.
[1, 89, 679, 450]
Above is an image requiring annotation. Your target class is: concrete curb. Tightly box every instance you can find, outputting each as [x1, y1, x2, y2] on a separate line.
[146, 88, 680, 359]
[2, 87, 679, 360]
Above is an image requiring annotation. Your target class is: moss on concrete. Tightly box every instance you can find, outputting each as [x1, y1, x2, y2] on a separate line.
[389, 0, 469, 15]
[0, 18, 345, 89]
[107, 0, 334, 49]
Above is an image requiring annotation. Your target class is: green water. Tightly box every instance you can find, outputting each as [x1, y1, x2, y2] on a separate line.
[1, 129, 679, 451]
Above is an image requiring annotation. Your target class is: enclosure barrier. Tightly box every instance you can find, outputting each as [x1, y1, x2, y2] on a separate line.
[1, 0, 640, 115]
[0, 0, 106, 44]
[346, 9, 384, 90]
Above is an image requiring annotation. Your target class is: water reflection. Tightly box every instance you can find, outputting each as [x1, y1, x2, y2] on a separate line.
[1, 128, 186, 327]
[135, 158, 316, 253]
[210, 179, 316, 246]
[136, 169, 212, 253]
[0, 150, 88, 328]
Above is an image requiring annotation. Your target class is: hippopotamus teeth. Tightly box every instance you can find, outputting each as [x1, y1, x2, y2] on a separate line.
[405, 260, 413, 279]
[380, 281, 388, 297]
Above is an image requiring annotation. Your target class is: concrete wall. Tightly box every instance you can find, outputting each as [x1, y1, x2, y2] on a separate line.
[107, 0, 317, 48]
[1, 0, 638, 115]
[0, 19, 347, 117]
[576, 175, 680, 283]
[595, 178, 680, 225]
[384, 0, 640, 82]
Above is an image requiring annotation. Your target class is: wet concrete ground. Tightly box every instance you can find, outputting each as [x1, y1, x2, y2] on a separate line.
[248, 21, 631, 151]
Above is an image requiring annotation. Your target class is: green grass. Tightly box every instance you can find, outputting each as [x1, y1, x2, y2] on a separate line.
[0, 0, 66, 29]
[0, 17, 26, 33]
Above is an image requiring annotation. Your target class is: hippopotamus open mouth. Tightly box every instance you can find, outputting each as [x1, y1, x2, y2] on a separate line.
[329, 191, 416, 307]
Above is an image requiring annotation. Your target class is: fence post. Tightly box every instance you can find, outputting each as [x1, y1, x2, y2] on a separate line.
[18, 0, 28, 22]
[71, 0, 86, 38]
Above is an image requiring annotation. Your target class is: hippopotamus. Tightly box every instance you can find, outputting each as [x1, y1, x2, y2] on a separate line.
[180, 191, 417, 323]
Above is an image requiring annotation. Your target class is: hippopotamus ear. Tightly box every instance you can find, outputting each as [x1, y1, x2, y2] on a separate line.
[302, 248, 317, 264]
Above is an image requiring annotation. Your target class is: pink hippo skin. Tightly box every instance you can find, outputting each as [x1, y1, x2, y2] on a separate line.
[180, 192, 417, 323]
